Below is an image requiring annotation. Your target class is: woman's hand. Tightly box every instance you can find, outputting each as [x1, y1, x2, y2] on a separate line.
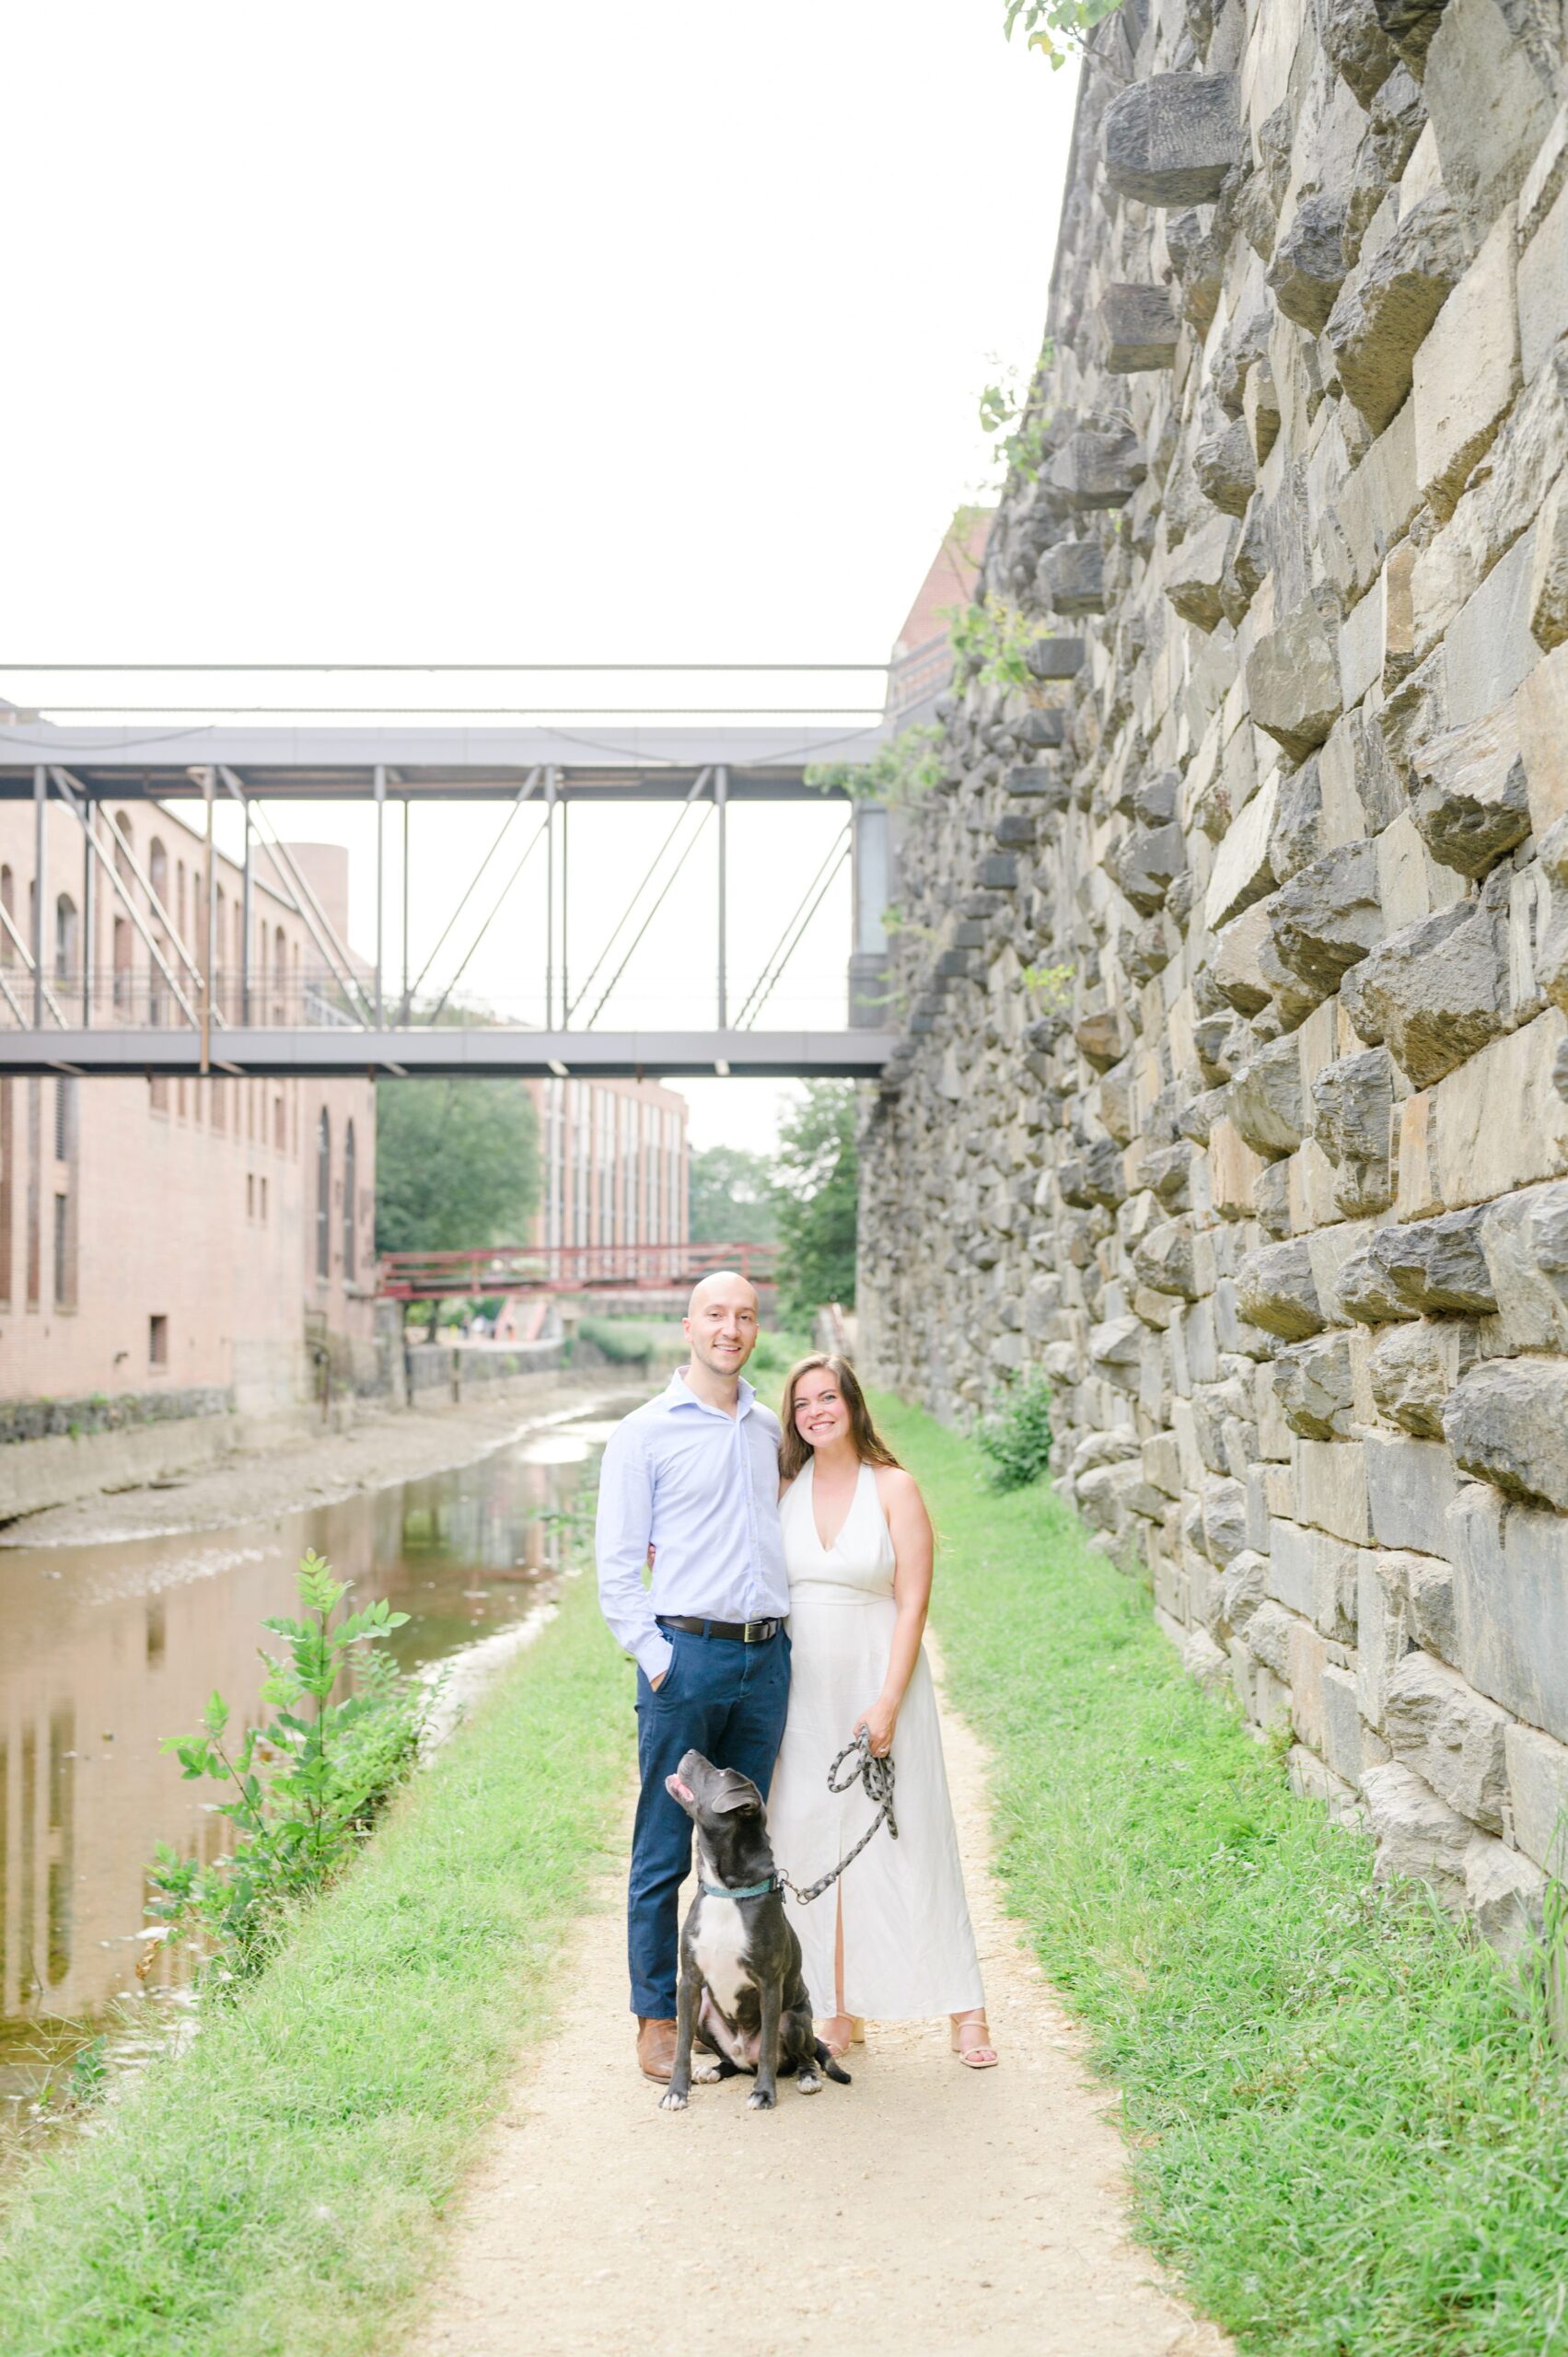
[855, 1697, 899, 1759]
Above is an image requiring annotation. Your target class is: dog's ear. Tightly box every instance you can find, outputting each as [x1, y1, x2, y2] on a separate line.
[711, 1772, 763, 1815]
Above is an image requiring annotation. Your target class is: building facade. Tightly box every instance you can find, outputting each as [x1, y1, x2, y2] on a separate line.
[0, 797, 377, 1414]
[533, 1074, 690, 1261]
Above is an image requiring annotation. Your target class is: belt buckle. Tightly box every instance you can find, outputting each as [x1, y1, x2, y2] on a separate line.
[744, 1619, 766, 1643]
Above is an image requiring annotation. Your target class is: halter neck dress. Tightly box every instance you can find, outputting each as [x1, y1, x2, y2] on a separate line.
[767, 1459, 983, 2020]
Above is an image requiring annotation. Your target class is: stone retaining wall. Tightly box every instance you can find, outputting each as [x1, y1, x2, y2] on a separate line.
[860, 0, 1568, 1945]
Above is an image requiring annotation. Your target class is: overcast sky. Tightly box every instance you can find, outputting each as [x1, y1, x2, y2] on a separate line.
[2, 3, 1078, 1150]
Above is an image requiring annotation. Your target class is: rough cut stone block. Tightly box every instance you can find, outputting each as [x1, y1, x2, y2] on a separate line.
[1051, 427, 1147, 510]
[1504, 1719, 1568, 1874]
[1382, 1545, 1461, 1666]
[1362, 1759, 1472, 1896]
[1228, 1033, 1306, 1158]
[1530, 476, 1568, 652]
[1237, 1237, 1325, 1339]
[1324, 0, 1402, 104]
[1430, 1010, 1568, 1209]
[1479, 1180, 1568, 1353]
[1167, 510, 1236, 633]
[1516, 641, 1568, 836]
[1443, 1357, 1568, 1513]
[1102, 73, 1243, 206]
[1325, 194, 1469, 435]
[1133, 1216, 1199, 1299]
[1412, 214, 1521, 519]
[1099, 284, 1180, 372]
[1519, 175, 1568, 386]
[1271, 1516, 1362, 1643]
[1109, 821, 1187, 916]
[1194, 417, 1256, 518]
[1443, 520, 1544, 730]
[1024, 636, 1086, 682]
[1368, 1317, 1477, 1437]
[1365, 1430, 1461, 1555]
[1409, 696, 1529, 877]
[1463, 1833, 1546, 1956]
[1272, 1332, 1357, 1441]
[1269, 842, 1384, 997]
[1247, 588, 1345, 760]
[1423, 0, 1562, 236]
[1295, 1436, 1374, 1546]
[1311, 1047, 1395, 1217]
[1341, 902, 1507, 1086]
[1268, 194, 1350, 334]
[1354, 1210, 1498, 1321]
[1039, 540, 1106, 616]
[1384, 1651, 1510, 1832]
[1210, 899, 1275, 1015]
[1451, 1480, 1568, 1742]
[1203, 773, 1281, 931]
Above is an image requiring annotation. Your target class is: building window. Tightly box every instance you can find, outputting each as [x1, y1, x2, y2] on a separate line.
[247, 1173, 255, 1219]
[316, 1108, 331, 1279]
[112, 916, 132, 1012]
[149, 836, 168, 911]
[343, 1120, 357, 1282]
[149, 1313, 168, 1366]
[54, 1076, 75, 1164]
[52, 1193, 69, 1304]
[53, 896, 77, 983]
[260, 1175, 268, 1221]
[273, 1092, 286, 1151]
[0, 865, 13, 962]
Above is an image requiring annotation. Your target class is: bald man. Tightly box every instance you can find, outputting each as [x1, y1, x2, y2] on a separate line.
[595, 1271, 792, 2082]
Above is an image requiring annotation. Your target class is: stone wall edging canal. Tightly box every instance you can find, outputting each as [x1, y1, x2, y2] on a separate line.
[860, 0, 1568, 1945]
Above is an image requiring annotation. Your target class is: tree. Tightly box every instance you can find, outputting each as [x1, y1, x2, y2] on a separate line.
[375, 1078, 540, 1255]
[770, 1082, 857, 1328]
[688, 1144, 781, 1245]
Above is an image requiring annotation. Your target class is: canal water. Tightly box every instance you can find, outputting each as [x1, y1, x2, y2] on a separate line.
[0, 1396, 633, 2154]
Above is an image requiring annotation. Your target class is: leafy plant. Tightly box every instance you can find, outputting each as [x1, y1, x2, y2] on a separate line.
[1004, 0, 1126, 68]
[770, 1082, 858, 1329]
[975, 1371, 1054, 1491]
[949, 598, 1061, 692]
[977, 358, 1056, 487]
[805, 721, 946, 809]
[149, 1552, 426, 1980]
[1022, 960, 1074, 1011]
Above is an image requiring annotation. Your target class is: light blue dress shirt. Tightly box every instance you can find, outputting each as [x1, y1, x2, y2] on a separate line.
[595, 1368, 790, 1683]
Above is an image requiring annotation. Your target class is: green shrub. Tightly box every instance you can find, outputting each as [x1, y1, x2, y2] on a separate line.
[148, 1552, 428, 1981]
[974, 1371, 1053, 1490]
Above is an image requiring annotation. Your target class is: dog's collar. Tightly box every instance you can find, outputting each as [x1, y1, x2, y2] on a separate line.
[699, 1875, 779, 1901]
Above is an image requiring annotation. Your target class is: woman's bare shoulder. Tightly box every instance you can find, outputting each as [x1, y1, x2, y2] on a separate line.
[872, 1463, 924, 1509]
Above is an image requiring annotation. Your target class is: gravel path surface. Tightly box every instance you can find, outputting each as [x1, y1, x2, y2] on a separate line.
[412, 1655, 1232, 2357]
[0, 1373, 629, 1547]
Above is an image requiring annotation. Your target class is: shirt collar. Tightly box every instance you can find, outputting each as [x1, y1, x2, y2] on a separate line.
[664, 1368, 756, 1419]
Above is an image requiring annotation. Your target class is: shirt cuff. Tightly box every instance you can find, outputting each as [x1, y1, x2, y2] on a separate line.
[636, 1629, 675, 1684]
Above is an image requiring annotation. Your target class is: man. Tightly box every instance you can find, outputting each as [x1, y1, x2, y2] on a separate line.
[596, 1270, 791, 2082]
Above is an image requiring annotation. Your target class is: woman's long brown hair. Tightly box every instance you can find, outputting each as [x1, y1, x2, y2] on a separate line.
[777, 1353, 902, 1482]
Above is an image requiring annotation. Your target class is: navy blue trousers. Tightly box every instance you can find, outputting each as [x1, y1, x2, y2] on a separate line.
[628, 1624, 790, 2018]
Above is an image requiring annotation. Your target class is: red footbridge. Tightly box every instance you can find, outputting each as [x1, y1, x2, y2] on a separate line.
[377, 1238, 777, 1302]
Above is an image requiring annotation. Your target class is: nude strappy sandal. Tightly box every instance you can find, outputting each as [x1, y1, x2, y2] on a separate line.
[950, 2010, 998, 2069]
[820, 2014, 865, 2058]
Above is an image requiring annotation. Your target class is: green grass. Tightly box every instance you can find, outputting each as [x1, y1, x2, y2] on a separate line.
[874, 1392, 1568, 2357]
[0, 1570, 633, 2357]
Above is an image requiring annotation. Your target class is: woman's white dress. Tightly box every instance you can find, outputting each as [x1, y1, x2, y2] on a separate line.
[768, 1459, 985, 2020]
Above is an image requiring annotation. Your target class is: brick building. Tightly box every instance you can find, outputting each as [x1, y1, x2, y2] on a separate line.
[0, 798, 377, 1414]
[533, 1074, 689, 1258]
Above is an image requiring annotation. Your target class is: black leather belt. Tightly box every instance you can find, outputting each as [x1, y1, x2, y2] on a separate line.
[656, 1614, 782, 1644]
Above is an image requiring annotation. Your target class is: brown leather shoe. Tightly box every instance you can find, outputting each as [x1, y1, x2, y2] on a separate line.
[636, 2015, 678, 2082]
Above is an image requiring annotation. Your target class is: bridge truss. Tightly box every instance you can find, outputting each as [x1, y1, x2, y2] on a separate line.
[0, 709, 900, 1081]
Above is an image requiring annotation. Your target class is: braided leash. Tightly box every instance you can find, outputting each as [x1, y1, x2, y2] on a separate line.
[775, 1729, 898, 1907]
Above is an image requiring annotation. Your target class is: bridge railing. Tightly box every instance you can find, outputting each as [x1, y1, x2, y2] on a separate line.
[377, 1239, 779, 1300]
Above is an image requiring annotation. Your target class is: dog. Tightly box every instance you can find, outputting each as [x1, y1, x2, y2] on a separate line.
[658, 1747, 852, 2113]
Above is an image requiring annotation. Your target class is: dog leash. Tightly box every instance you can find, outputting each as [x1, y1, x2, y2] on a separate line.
[774, 1730, 898, 1907]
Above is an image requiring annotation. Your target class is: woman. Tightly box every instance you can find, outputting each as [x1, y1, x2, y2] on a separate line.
[766, 1353, 997, 2068]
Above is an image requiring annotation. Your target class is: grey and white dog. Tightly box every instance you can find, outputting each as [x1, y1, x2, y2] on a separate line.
[659, 1748, 852, 2113]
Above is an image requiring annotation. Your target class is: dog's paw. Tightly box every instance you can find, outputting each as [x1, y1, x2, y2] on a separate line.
[658, 2087, 689, 2112]
[746, 2086, 776, 2112]
[693, 2064, 725, 2084]
[796, 2071, 822, 2094]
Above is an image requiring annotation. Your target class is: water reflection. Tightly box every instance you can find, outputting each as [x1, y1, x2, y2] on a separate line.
[0, 1402, 628, 2135]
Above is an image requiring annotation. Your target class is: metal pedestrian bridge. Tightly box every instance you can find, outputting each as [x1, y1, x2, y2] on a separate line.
[0, 694, 903, 1081]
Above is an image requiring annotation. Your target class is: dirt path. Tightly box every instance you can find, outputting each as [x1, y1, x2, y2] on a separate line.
[412, 1664, 1231, 2357]
[0, 1373, 629, 1548]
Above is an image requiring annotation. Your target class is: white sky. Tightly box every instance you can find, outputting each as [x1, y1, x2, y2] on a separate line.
[2, 3, 1078, 1152]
